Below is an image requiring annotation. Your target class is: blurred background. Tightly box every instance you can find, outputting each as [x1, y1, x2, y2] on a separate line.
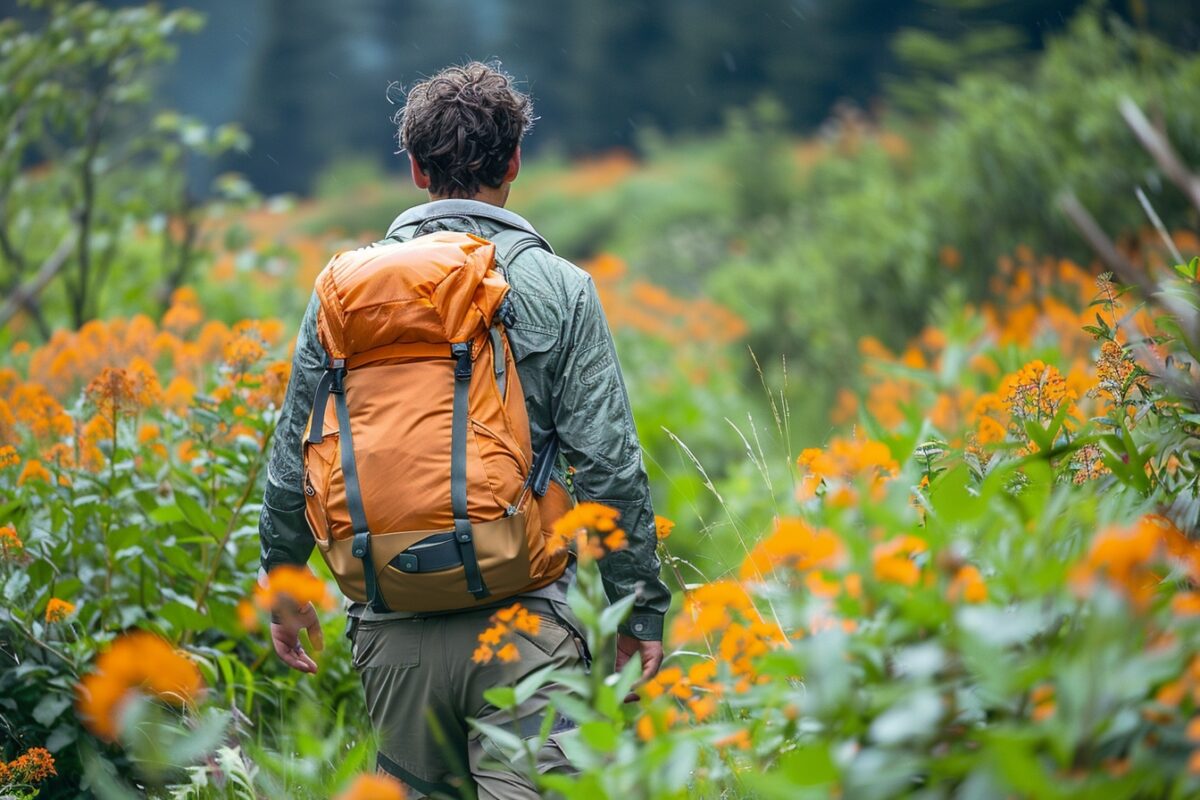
[1, 0, 1199, 557]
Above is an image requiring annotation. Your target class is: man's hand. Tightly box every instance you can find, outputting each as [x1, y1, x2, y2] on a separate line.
[269, 602, 324, 674]
[615, 634, 664, 702]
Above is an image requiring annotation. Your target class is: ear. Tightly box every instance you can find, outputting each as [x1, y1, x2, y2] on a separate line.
[409, 156, 431, 190]
[503, 146, 521, 184]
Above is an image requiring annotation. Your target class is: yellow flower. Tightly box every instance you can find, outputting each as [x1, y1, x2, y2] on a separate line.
[76, 630, 205, 742]
[45, 598, 76, 623]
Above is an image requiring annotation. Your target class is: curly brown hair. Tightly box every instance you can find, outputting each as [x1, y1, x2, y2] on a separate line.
[397, 62, 535, 198]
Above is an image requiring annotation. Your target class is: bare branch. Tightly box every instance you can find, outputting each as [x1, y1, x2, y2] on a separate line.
[1120, 97, 1200, 212]
[0, 232, 76, 330]
[1057, 191, 1156, 297]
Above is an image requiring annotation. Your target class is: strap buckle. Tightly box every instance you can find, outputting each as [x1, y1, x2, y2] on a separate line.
[452, 342, 472, 381]
[497, 297, 517, 328]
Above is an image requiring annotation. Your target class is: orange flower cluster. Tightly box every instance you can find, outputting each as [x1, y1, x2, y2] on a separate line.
[548, 502, 627, 560]
[76, 630, 205, 742]
[1030, 684, 1056, 723]
[1153, 655, 1200, 720]
[655, 515, 675, 540]
[947, 565, 988, 604]
[335, 773, 408, 800]
[638, 659, 723, 739]
[872, 535, 928, 587]
[1069, 514, 1198, 610]
[796, 435, 899, 506]
[740, 518, 842, 581]
[0, 746, 56, 785]
[999, 360, 1075, 424]
[0, 523, 21, 558]
[585, 254, 747, 370]
[0, 445, 19, 470]
[45, 597, 75, 623]
[17, 459, 51, 486]
[1, 290, 287, 486]
[472, 602, 541, 665]
[336, 777, 410, 800]
[253, 565, 335, 616]
[671, 581, 785, 688]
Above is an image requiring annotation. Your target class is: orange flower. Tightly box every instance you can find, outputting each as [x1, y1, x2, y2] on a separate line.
[45, 598, 76, 623]
[740, 518, 843, 581]
[0, 445, 19, 470]
[872, 536, 927, 587]
[796, 436, 898, 504]
[1031, 684, 1055, 722]
[655, 515, 675, 540]
[76, 631, 205, 742]
[948, 565, 988, 604]
[0, 523, 22, 558]
[713, 729, 752, 750]
[17, 459, 51, 486]
[0, 746, 56, 784]
[236, 599, 260, 631]
[163, 375, 198, 412]
[334, 773, 407, 800]
[1070, 514, 1192, 610]
[223, 332, 267, 375]
[1173, 593, 1200, 617]
[254, 565, 335, 614]
[548, 502, 627, 560]
[86, 367, 139, 418]
[472, 602, 539, 665]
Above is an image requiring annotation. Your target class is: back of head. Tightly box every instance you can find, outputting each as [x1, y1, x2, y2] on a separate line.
[397, 62, 534, 199]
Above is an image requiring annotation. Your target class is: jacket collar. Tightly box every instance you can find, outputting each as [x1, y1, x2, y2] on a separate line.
[386, 198, 553, 253]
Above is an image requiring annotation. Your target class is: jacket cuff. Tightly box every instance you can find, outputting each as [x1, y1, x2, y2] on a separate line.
[619, 611, 664, 641]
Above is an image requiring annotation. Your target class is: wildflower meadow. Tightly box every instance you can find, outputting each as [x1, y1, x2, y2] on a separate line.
[2, 2, 1200, 798]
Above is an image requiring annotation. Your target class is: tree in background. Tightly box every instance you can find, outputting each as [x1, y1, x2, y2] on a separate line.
[0, 0, 252, 334]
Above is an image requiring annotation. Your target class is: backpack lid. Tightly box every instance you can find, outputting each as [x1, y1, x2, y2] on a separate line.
[315, 231, 508, 360]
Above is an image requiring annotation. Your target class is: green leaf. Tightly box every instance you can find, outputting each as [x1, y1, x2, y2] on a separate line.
[32, 692, 72, 726]
[483, 687, 517, 711]
[598, 593, 636, 638]
[578, 720, 619, 753]
[4, 571, 30, 604]
[175, 491, 220, 536]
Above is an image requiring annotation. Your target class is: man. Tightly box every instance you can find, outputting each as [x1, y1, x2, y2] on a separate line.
[257, 61, 670, 798]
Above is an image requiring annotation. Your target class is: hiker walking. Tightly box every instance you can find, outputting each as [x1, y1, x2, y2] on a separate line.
[257, 61, 670, 798]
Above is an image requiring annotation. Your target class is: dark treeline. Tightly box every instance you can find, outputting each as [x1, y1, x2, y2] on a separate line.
[5, 0, 1197, 193]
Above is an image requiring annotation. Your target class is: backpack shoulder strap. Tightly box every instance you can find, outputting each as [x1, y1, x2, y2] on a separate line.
[487, 227, 550, 277]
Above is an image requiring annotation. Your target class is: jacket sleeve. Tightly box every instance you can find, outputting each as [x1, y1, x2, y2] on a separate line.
[552, 277, 671, 641]
[258, 293, 324, 575]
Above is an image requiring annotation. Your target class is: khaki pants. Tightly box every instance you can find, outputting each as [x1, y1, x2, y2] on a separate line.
[351, 599, 586, 799]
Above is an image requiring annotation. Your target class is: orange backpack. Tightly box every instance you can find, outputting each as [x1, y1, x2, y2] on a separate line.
[302, 230, 572, 613]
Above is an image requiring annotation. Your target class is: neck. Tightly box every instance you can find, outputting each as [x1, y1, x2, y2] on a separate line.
[428, 184, 509, 208]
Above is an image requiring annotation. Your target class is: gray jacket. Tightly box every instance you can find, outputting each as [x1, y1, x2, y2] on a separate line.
[258, 199, 670, 640]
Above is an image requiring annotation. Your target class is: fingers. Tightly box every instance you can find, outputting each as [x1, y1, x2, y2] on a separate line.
[271, 624, 319, 674]
[306, 616, 325, 653]
[640, 642, 664, 681]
